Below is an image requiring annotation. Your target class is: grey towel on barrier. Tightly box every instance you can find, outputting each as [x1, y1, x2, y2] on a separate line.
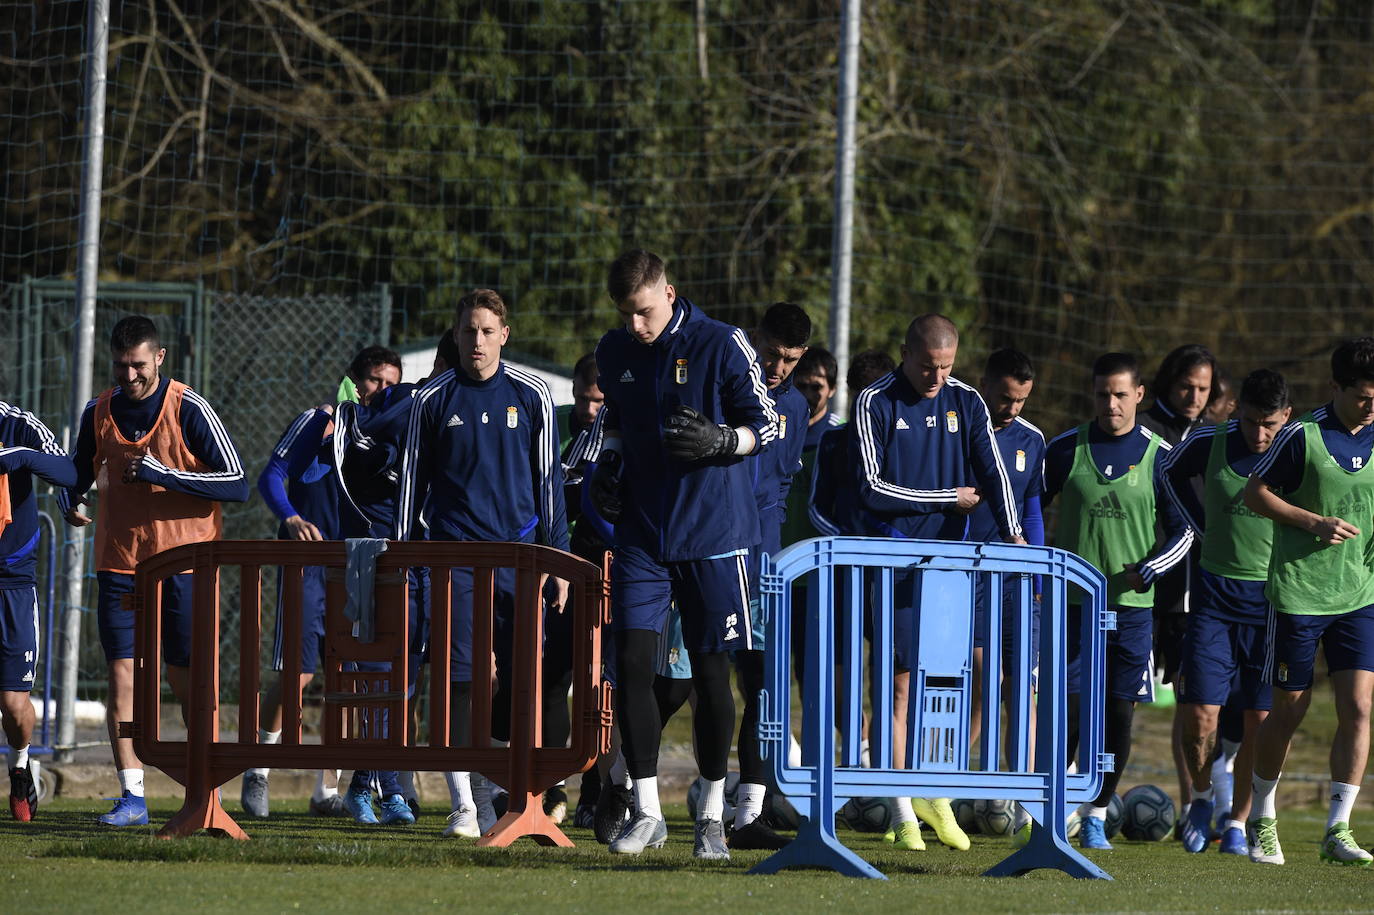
[344, 537, 389, 643]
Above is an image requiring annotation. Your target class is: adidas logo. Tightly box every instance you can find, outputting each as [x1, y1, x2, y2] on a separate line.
[895, 418, 910, 430]
[620, 370, 635, 383]
[1088, 491, 1128, 520]
[21, 671, 33, 682]
[1223, 488, 1259, 518]
[446, 414, 464, 428]
[725, 626, 739, 641]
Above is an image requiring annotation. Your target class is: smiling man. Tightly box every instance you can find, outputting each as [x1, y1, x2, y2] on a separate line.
[60, 315, 248, 827]
[582, 249, 776, 861]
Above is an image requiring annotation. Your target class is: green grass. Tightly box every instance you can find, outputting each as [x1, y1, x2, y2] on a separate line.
[6, 800, 1374, 913]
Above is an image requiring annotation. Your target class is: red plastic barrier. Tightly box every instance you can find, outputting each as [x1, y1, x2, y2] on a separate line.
[123, 540, 611, 843]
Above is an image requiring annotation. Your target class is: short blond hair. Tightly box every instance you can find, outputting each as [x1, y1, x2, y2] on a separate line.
[455, 288, 507, 326]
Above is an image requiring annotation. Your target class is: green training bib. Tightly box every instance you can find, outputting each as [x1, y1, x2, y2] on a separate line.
[1200, 424, 1272, 581]
[1266, 420, 1374, 615]
[1056, 423, 1162, 608]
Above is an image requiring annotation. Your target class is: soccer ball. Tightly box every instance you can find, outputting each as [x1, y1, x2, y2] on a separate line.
[1065, 806, 1083, 838]
[952, 798, 980, 834]
[685, 771, 740, 822]
[1105, 793, 1125, 838]
[762, 790, 801, 830]
[1121, 784, 1176, 841]
[974, 799, 1017, 837]
[839, 796, 892, 833]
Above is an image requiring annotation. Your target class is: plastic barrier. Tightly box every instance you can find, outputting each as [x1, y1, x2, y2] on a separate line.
[752, 537, 1113, 880]
[124, 540, 611, 843]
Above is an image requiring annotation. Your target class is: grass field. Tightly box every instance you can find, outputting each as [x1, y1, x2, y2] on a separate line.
[6, 799, 1374, 913]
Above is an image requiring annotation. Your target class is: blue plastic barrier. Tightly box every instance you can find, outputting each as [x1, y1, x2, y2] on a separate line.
[751, 537, 1114, 880]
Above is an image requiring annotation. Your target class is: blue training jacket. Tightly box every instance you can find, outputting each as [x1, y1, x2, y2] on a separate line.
[0, 402, 76, 588]
[751, 375, 809, 557]
[333, 382, 418, 538]
[851, 371, 1021, 542]
[580, 298, 778, 562]
[395, 363, 569, 550]
[256, 407, 347, 541]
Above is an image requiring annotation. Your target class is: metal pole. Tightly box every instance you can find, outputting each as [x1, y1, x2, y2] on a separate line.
[57, 0, 110, 761]
[829, 0, 860, 419]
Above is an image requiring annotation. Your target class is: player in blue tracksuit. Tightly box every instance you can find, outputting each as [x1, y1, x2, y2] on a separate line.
[581, 249, 776, 860]
[965, 349, 1047, 842]
[396, 289, 570, 839]
[850, 315, 1022, 852]
[327, 348, 428, 828]
[240, 346, 401, 820]
[1, 402, 76, 821]
[1042, 351, 1195, 850]
[729, 303, 810, 849]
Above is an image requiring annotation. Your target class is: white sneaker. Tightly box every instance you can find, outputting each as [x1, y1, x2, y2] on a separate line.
[444, 805, 481, 839]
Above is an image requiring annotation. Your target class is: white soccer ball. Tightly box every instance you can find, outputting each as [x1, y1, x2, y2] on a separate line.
[974, 798, 1017, 837]
[839, 796, 892, 833]
[1065, 806, 1083, 838]
[1121, 784, 1176, 841]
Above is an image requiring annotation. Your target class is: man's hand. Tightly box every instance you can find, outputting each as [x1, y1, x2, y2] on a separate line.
[1122, 562, 1147, 593]
[285, 515, 324, 541]
[65, 495, 93, 527]
[1310, 515, 1361, 546]
[122, 452, 150, 484]
[1010, 535, 1028, 546]
[589, 451, 624, 523]
[663, 406, 738, 462]
[954, 487, 982, 515]
[544, 576, 571, 615]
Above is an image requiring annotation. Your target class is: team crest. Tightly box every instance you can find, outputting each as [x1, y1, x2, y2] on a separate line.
[945, 411, 959, 433]
[1015, 449, 1026, 472]
[675, 358, 688, 384]
[506, 406, 519, 429]
[779, 415, 787, 439]
[1277, 663, 1288, 683]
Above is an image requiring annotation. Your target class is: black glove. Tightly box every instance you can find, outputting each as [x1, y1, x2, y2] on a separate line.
[663, 405, 739, 462]
[588, 450, 624, 523]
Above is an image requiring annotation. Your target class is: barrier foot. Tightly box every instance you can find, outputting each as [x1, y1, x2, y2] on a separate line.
[478, 792, 572, 848]
[158, 790, 249, 841]
[982, 823, 1110, 880]
[748, 819, 885, 879]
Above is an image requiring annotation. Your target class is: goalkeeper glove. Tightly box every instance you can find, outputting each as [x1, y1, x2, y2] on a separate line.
[588, 451, 624, 523]
[663, 405, 739, 462]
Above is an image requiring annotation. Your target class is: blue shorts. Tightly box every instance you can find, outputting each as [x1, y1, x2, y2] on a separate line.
[1267, 603, 1374, 692]
[271, 565, 328, 675]
[973, 575, 1041, 656]
[1068, 604, 1154, 702]
[97, 571, 194, 667]
[1177, 572, 1271, 709]
[448, 564, 515, 683]
[611, 545, 753, 653]
[1178, 610, 1271, 709]
[0, 586, 39, 692]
